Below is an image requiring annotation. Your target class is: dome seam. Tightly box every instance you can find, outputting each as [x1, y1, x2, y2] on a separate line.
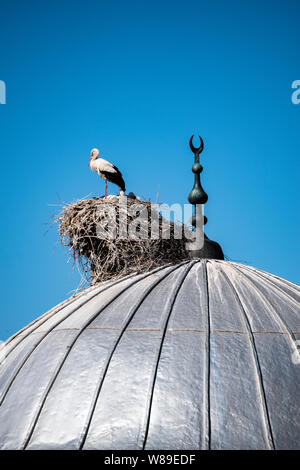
[218, 266, 275, 450]
[141, 261, 197, 450]
[79, 261, 192, 450]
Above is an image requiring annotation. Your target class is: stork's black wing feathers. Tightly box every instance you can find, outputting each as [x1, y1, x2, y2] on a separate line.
[101, 166, 126, 192]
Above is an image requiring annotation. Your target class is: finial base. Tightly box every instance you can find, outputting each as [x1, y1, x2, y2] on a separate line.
[187, 235, 224, 260]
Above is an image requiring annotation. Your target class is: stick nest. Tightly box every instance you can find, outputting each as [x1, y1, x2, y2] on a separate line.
[56, 196, 191, 285]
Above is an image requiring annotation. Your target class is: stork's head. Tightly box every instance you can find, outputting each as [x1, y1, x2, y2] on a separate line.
[88, 148, 100, 166]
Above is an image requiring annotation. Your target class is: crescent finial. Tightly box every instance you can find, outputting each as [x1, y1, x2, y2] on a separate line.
[189, 135, 204, 155]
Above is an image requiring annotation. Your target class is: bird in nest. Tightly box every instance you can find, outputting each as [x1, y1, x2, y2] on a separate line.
[88, 148, 126, 198]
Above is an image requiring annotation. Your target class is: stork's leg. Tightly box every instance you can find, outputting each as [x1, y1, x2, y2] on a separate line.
[105, 180, 107, 199]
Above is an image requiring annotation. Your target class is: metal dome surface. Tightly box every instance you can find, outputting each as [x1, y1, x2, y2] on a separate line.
[0, 260, 299, 450]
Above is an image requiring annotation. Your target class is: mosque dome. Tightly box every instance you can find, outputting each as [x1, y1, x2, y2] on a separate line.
[0, 259, 299, 450]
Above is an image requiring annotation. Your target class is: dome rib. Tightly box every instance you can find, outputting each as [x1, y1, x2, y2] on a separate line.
[217, 264, 275, 450]
[238, 264, 300, 309]
[143, 261, 209, 451]
[22, 262, 188, 450]
[79, 261, 191, 450]
[236, 263, 300, 293]
[0, 270, 159, 410]
[141, 261, 196, 450]
[2, 270, 146, 379]
[228, 263, 299, 351]
[199, 260, 211, 450]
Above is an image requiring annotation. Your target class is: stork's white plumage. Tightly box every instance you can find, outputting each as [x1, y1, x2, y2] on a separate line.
[88, 148, 126, 198]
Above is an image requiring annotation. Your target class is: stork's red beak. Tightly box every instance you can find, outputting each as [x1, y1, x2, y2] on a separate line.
[88, 156, 92, 167]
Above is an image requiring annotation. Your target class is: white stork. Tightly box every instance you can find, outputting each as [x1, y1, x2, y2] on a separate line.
[88, 148, 126, 198]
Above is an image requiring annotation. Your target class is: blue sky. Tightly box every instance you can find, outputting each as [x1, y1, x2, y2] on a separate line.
[0, 0, 299, 339]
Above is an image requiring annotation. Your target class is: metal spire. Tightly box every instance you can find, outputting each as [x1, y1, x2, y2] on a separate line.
[188, 135, 208, 231]
[186, 135, 224, 259]
[188, 135, 208, 206]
